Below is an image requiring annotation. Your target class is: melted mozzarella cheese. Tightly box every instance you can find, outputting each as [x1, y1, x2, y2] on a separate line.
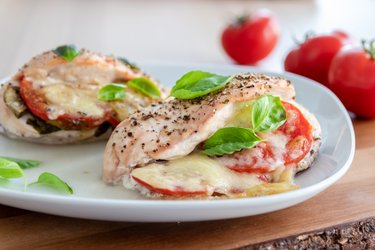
[215, 131, 289, 172]
[130, 153, 266, 196]
[42, 84, 104, 119]
[261, 131, 289, 167]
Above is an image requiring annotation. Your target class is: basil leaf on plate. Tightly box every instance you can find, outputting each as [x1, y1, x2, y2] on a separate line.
[128, 77, 161, 99]
[0, 158, 26, 190]
[53, 45, 80, 62]
[203, 127, 261, 156]
[29, 172, 73, 195]
[170, 70, 233, 99]
[251, 95, 286, 132]
[98, 84, 127, 101]
[0, 158, 25, 179]
[0, 156, 41, 169]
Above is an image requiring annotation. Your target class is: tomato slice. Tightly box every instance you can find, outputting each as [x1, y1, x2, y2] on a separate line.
[19, 78, 119, 130]
[279, 102, 313, 164]
[132, 176, 207, 196]
[220, 101, 313, 173]
[227, 143, 275, 174]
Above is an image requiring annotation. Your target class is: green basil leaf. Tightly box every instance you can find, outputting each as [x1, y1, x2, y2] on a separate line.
[251, 95, 286, 132]
[117, 57, 140, 71]
[98, 84, 127, 101]
[29, 172, 73, 195]
[128, 77, 161, 99]
[0, 156, 41, 169]
[53, 45, 80, 62]
[170, 70, 233, 99]
[0, 158, 25, 179]
[203, 127, 261, 156]
[0, 158, 26, 190]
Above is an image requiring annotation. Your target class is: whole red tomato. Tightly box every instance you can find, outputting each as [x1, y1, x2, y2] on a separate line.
[221, 10, 280, 65]
[284, 31, 351, 85]
[328, 40, 375, 118]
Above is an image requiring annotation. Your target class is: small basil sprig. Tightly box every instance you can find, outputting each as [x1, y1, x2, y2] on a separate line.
[0, 158, 26, 190]
[98, 84, 127, 101]
[117, 57, 140, 71]
[203, 128, 261, 156]
[128, 77, 161, 99]
[53, 45, 80, 62]
[29, 172, 73, 195]
[252, 95, 287, 132]
[0, 156, 41, 169]
[203, 95, 286, 156]
[170, 70, 233, 99]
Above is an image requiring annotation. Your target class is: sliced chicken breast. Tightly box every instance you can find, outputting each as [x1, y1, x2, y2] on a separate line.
[103, 73, 300, 184]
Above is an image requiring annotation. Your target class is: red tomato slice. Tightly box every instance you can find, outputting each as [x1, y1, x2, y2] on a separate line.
[223, 101, 313, 173]
[132, 176, 207, 196]
[228, 143, 275, 174]
[279, 102, 313, 164]
[19, 78, 119, 130]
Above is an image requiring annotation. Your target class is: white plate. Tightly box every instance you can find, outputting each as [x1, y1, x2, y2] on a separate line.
[0, 63, 355, 222]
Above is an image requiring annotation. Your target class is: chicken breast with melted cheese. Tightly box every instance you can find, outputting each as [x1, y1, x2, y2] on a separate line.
[103, 72, 321, 199]
[0, 45, 165, 144]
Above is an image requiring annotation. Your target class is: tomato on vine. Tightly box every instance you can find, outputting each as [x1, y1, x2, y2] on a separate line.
[221, 10, 280, 65]
[328, 40, 375, 118]
[284, 31, 352, 85]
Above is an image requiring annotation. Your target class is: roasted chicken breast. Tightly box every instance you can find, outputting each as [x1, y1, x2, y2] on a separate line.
[103, 72, 321, 198]
[0, 45, 165, 144]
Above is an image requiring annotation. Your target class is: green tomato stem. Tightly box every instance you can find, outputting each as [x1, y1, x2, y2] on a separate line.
[235, 14, 249, 26]
[292, 31, 315, 46]
[362, 39, 375, 60]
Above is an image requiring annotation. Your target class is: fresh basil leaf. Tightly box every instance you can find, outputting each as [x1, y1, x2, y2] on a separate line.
[117, 57, 140, 71]
[29, 172, 73, 195]
[0, 157, 41, 169]
[0, 158, 25, 179]
[128, 77, 161, 99]
[98, 84, 127, 101]
[203, 127, 261, 156]
[251, 95, 286, 132]
[53, 45, 80, 62]
[170, 70, 233, 99]
[0, 158, 26, 191]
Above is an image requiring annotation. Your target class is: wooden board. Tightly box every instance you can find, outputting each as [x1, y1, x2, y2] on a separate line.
[0, 119, 374, 249]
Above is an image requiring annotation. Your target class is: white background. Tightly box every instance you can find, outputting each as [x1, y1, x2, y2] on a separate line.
[0, 0, 374, 77]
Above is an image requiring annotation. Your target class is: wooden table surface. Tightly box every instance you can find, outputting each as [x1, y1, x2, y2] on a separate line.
[1, 0, 375, 249]
[1, 119, 374, 249]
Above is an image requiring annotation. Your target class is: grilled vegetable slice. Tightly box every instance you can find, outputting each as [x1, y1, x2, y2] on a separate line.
[3, 85, 27, 118]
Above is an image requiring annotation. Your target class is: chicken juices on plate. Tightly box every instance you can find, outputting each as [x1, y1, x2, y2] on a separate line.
[0, 45, 165, 144]
[103, 71, 321, 199]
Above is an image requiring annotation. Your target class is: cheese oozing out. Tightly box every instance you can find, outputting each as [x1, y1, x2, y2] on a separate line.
[130, 153, 266, 196]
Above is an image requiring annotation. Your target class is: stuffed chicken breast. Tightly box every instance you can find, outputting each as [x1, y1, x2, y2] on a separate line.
[103, 71, 321, 199]
[0, 45, 165, 144]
